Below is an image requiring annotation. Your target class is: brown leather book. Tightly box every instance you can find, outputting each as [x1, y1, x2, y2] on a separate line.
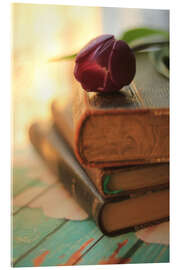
[72, 53, 169, 168]
[29, 121, 169, 236]
[52, 99, 169, 199]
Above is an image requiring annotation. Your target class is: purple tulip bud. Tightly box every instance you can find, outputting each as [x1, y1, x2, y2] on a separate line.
[74, 35, 136, 93]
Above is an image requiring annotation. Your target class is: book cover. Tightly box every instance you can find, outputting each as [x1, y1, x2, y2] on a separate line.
[52, 99, 169, 198]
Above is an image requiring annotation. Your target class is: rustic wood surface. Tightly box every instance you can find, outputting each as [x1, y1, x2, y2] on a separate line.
[12, 146, 169, 267]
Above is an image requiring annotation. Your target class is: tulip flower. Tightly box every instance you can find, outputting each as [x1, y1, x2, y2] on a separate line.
[74, 34, 136, 93]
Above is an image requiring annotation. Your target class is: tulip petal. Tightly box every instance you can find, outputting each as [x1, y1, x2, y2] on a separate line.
[94, 38, 115, 68]
[74, 61, 106, 92]
[81, 66, 106, 92]
[109, 40, 136, 87]
[103, 72, 121, 92]
[76, 35, 114, 63]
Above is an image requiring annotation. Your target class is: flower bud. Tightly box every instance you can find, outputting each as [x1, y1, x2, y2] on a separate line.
[74, 35, 136, 93]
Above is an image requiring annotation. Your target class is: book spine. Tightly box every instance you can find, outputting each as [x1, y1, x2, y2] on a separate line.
[29, 122, 104, 224]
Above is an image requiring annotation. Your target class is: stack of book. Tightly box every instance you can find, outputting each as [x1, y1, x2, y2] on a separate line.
[29, 53, 169, 237]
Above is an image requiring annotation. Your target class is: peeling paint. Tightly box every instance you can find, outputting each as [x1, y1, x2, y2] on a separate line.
[98, 239, 130, 264]
[58, 238, 94, 265]
[33, 250, 50, 267]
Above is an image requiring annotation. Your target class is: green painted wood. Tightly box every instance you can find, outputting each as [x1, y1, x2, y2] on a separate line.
[12, 145, 57, 209]
[12, 167, 49, 213]
[130, 243, 154, 263]
[14, 219, 103, 267]
[12, 167, 47, 198]
[12, 207, 65, 265]
[143, 244, 164, 262]
[78, 231, 139, 265]
[145, 245, 169, 263]
[130, 242, 169, 263]
[154, 247, 169, 263]
[12, 206, 20, 213]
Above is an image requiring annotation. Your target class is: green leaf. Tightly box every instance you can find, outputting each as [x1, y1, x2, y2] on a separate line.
[120, 27, 169, 45]
[132, 41, 169, 52]
[149, 46, 169, 78]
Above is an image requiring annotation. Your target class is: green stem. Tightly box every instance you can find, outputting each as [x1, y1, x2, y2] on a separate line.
[48, 53, 77, 62]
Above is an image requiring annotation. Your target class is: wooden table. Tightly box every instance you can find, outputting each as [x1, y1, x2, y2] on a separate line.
[12, 145, 169, 267]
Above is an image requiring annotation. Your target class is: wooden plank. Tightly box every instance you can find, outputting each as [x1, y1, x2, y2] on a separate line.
[129, 242, 169, 263]
[77, 232, 140, 265]
[131, 243, 156, 262]
[13, 179, 88, 265]
[13, 182, 88, 220]
[145, 245, 169, 263]
[12, 147, 49, 197]
[12, 166, 45, 214]
[143, 244, 165, 262]
[12, 167, 46, 198]
[14, 219, 103, 267]
[13, 183, 55, 215]
[12, 166, 56, 214]
[154, 247, 169, 263]
[12, 207, 66, 265]
[12, 147, 58, 213]
[12, 206, 20, 214]
[78, 232, 169, 265]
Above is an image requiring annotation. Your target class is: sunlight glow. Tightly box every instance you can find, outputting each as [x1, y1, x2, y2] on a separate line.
[12, 3, 102, 148]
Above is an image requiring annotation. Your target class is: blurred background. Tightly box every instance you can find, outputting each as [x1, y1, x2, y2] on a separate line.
[11, 3, 169, 152]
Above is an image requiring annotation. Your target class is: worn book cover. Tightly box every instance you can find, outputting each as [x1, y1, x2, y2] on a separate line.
[52, 99, 169, 198]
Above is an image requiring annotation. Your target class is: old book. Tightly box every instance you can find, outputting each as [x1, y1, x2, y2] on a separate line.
[52, 99, 169, 198]
[72, 53, 169, 168]
[29, 121, 169, 236]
